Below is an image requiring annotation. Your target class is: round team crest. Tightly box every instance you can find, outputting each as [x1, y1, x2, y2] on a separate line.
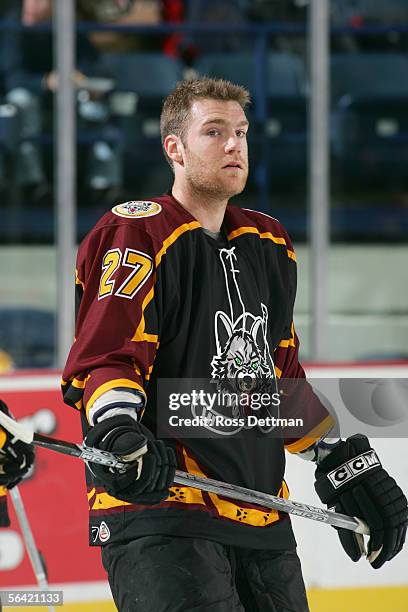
[112, 200, 162, 218]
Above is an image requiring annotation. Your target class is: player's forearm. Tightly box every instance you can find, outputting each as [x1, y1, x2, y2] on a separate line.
[297, 434, 342, 463]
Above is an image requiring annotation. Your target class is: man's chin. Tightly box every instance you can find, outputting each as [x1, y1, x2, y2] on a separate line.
[188, 175, 248, 200]
[227, 181, 247, 198]
[220, 175, 248, 198]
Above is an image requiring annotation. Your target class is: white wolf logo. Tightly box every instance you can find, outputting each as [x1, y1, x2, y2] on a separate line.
[205, 248, 279, 433]
[211, 308, 273, 394]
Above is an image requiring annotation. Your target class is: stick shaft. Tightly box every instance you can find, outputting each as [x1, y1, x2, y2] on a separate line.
[174, 471, 368, 534]
[10, 487, 55, 612]
[0, 412, 129, 469]
[33, 433, 128, 469]
[32, 434, 369, 534]
[0, 411, 369, 535]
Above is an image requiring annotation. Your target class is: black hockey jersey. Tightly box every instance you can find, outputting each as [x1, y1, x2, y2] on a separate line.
[62, 194, 333, 549]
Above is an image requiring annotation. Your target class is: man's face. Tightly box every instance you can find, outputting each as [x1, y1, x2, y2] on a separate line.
[179, 99, 249, 200]
[22, 0, 53, 25]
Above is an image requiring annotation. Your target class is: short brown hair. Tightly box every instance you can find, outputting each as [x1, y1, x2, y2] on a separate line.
[160, 77, 251, 168]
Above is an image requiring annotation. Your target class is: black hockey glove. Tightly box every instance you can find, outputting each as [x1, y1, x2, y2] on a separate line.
[84, 415, 177, 505]
[0, 400, 35, 489]
[315, 434, 407, 569]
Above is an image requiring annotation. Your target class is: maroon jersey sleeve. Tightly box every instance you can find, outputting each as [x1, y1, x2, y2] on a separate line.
[62, 221, 160, 422]
[269, 225, 335, 453]
[274, 325, 335, 453]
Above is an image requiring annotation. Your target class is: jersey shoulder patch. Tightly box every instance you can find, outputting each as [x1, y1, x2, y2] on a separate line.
[112, 200, 162, 219]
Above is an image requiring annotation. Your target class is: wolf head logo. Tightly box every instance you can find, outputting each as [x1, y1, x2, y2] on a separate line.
[201, 247, 279, 433]
[211, 311, 272, 395]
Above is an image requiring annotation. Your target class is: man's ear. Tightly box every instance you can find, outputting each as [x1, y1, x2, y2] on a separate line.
[164, 134, 184, 166]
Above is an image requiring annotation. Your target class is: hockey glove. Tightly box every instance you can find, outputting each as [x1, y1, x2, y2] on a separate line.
[0, 400, 35, 489]
[84, 415, 176, 505]
[315, 434, 407, 568]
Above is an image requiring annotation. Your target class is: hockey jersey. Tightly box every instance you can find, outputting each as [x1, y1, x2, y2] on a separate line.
[62, 194, 334, 549]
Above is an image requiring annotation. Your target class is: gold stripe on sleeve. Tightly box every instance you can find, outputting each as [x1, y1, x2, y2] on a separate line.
[284, 415, 336, 454]
[132, 221, 201, 344]
[131, 285, 159, 344]
[278, 322, 296, 348]
[75, 269, 85, 289]
[85, 378, 146, 418]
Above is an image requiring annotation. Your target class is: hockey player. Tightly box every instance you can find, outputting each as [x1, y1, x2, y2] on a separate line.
[0, 401, 34, 527]
[62, 78, 407, 611]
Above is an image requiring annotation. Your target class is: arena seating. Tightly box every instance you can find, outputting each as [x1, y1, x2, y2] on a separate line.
[194, 51, 308, 189]
[331, 53, 408, 187]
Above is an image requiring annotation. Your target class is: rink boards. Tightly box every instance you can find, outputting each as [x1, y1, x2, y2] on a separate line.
[0, 365, 407, 611]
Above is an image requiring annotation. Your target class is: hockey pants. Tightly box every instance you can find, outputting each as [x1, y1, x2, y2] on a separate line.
[101, 534, 310, 611]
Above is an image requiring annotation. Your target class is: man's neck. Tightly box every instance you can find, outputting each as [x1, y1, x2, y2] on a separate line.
[171, 183, 228, 232]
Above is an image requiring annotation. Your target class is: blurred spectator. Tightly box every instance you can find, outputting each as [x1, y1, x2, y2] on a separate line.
[13, 0, 97, 92]
[78, 0, 139, 22]
[22, 0, 53, 25]
[1, 1, 52, 188]
[74, 1, 185, 197]
[78, 0, 162, 53]
[162, 0, 183, 58]
[1, 0, 123, 194]
[2, 0, 97, 189]
[77, 0, 184, 57]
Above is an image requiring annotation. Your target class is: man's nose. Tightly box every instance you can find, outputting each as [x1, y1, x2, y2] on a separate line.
[225, 135, 240, 153]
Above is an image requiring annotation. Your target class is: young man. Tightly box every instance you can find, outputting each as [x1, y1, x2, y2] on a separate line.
[61, 78, 407, 611]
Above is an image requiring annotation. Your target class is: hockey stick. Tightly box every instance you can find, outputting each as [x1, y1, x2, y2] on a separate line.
[9, 487, 55, 612]
[0, 410, 137, 469]
[0, 410, 369, 535]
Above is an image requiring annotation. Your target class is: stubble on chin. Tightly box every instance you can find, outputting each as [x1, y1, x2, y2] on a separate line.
[186, 164, 248, 201]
